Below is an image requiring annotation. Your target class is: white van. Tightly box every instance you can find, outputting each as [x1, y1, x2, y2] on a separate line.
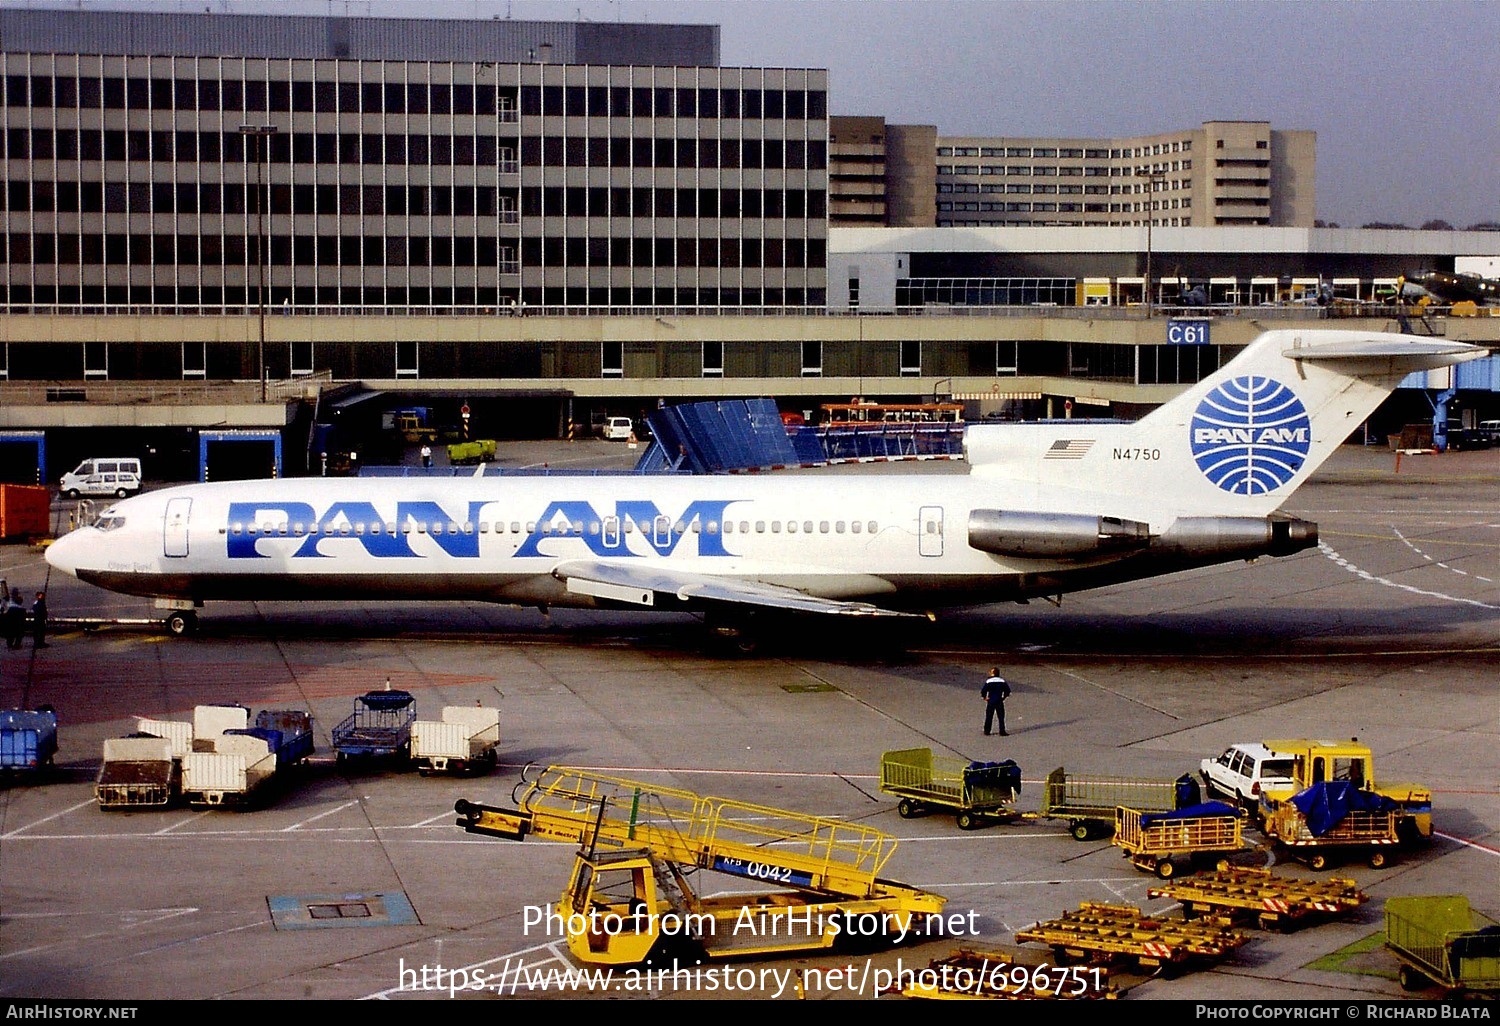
[600, 417, 635, 441]
[60, 458, 142, 499]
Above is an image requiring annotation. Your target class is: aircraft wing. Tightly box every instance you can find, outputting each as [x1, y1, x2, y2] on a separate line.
[550, 560, 929, 619]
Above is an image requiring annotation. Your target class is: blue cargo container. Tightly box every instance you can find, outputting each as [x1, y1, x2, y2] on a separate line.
[1, 706, 59, 773]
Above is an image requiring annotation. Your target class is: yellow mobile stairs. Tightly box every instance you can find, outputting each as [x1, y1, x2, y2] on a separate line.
[455, 765, 946, 966]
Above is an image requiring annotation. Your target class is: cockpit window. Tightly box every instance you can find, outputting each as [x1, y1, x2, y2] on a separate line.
[95, 515, 126, 532]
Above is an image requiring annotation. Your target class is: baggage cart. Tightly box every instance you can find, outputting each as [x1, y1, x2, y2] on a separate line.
[1040, 767, 1198, 840]
[252, 710, 315, 768]
[1385, 895, 1500, 997]
[1, 706, 58, 775]
[1113, 802, 1246, 878]
[1149, 865, 1368, 931]
[332, 689, 416, 765]
[879, 747, 1022, 830]
[96, 736, 179, 809]
[1263, 781, 1401, 870]
[410, 706, 499, 775]
[1015, 902, 1248, 975]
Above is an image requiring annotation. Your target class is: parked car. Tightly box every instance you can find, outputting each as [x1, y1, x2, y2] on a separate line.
[1200, 742, 1296, 812]
[600, 417, 635, 441]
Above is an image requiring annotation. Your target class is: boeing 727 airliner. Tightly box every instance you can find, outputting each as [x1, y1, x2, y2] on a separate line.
[45, 329, 1485, 648]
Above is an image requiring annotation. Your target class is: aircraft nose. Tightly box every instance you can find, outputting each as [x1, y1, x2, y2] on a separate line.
[44, 529, 83, 578]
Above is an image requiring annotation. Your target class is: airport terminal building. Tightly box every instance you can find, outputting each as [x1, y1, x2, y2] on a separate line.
[0, 7, 1496, 482]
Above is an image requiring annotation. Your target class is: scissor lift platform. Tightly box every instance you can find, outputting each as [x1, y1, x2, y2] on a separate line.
[1149, 865, 1368, 931]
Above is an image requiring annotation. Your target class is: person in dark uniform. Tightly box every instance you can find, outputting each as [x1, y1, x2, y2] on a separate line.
[981, 667, 1011, 736]
[3, 587, 24, 649]
[30, 591, 48, 648]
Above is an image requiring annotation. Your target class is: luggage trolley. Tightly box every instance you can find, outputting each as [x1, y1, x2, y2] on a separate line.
[880, 747, 1022, 830]
[1113, 801, 1247, 878]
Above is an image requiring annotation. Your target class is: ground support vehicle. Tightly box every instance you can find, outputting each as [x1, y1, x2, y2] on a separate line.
[1113, 803, 1246, 878]
[1148, 865, 1368, 931]
[332, 689, 416, 765]
[1040, 767, 1197, 840]
[455, 765, 947, 966]
[250, 710, 315, 768]
[181, 732, 279, 807]
[410, 706, 499, 775]
[95, 736, 179, 809]
[1262, 782, 1400, 870]
[1258, 737, 1432, 845]
[0, 707, 58, 775]
[1015, 902, 1248, 976]
[886, 947, 1119, 1000]
[879, 747, 1022, 829]
[1385, 895, 1500, 997]
[446, 439, 496, 465]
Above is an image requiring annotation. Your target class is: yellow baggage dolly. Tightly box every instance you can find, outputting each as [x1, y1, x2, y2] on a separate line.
[880, 747, 1022, 830]
[1015, 902, 1248, 976]
[1149, 864, 1368, 931]
[1113, 801, 1247, 878]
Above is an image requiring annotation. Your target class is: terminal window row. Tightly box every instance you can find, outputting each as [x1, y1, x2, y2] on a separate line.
[3, 234, 825, 270]
[1, 74, 827, 121]
[220, 517, 880, 538]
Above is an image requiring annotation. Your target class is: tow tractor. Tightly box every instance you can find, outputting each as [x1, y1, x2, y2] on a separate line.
[455, 765, 947, 966]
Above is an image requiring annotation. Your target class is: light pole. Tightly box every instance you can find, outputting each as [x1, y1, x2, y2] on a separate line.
[239, 125, 277, 401]
[1141, 172, 1166, 318]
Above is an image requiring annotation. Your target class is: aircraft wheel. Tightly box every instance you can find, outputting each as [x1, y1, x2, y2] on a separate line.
[164, 610, 197, 637]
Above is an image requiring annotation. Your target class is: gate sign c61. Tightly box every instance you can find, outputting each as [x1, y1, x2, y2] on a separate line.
[1168, 319, 1211, 345]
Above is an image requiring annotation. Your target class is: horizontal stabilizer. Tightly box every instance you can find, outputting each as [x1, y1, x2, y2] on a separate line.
[1282, 337, 1487, 366]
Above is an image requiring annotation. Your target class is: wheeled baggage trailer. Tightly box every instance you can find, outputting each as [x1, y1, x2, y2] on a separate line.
[1041, 767, 1197, 840]
[1015, 902, 1248, 975]
[1385, 895, 1500, 997]
[411, 706, 499, 775]
[332, 689, 416, 764]
[1149, 865, 1368, 931]
[1114, 802, 1245, 878]
[880, 747, 1022, 830]
[96, 736, 179, 809]
[1, 707, 58, 774]
[1263, 782, 1401, 870]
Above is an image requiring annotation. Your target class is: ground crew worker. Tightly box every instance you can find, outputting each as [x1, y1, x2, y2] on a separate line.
[981, 667, 1011, 736]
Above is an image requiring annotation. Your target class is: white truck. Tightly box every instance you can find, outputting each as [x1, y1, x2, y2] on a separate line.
[410, 706, 500, 775]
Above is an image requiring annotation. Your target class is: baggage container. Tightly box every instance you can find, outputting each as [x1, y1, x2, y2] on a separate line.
[0, 484, 51, 540]
[1, 707, 58, 773]
[96, 736, 179, 809]
[133, 716, 193, 758]
[182, 734, 276, 807]
[1386, 895, 1500, 996]
[446, 439, 497, 465]
[192, 704, 250, 749]
[251, 710, 315, 767]
[410, 705, 499, 775]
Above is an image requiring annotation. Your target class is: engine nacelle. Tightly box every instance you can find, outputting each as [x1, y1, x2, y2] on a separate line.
[1153, 516, 1318, 560]
[968, 510, 1151, 559]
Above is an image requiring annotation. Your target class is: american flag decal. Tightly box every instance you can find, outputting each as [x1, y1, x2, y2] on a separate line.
[1044, 439, 1094, 459]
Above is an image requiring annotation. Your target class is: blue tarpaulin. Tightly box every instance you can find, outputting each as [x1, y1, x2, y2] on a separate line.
[1290, 781, 1399, 836]
[1139, 800, 1239, 829]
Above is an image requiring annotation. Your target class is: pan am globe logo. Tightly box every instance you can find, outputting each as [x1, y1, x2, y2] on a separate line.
[1190, 376, 1311, 494]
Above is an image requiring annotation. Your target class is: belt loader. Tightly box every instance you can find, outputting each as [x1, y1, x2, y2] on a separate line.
[456, 766, 947, 966]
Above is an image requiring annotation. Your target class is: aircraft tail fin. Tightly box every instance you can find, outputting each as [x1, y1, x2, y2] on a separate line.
[967, 329, 1487, 521]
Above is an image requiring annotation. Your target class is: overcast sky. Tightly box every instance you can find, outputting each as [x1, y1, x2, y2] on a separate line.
[18, 0, 1500, 229]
